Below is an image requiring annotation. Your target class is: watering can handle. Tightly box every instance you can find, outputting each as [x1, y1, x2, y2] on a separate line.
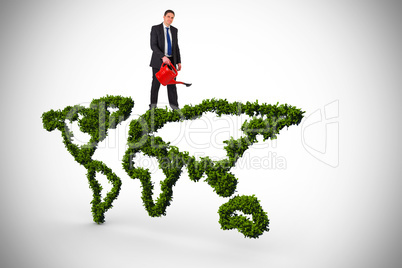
[161, 62, 177, 74]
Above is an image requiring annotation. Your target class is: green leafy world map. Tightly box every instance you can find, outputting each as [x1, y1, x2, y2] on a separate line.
[41, 95, 304, 238]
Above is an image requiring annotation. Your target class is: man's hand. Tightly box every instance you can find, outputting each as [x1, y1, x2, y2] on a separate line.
[177, 63, 182, 71]
[162, 56, 171, 64]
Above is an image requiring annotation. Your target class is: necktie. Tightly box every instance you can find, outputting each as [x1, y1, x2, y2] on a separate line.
[166, 27, 172, 56]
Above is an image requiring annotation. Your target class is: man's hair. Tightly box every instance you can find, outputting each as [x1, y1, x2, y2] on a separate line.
[164, 10, 175, 16]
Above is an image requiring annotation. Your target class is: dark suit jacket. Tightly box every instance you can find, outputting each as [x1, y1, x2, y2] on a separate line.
[150, 23, 181, 69]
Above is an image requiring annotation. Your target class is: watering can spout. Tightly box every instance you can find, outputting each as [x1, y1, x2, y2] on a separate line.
[167, 80, 192, 87]
[155, 62, 192, 87]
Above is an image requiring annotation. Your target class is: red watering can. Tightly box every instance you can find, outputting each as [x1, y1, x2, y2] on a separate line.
[155, 62, 192, 87]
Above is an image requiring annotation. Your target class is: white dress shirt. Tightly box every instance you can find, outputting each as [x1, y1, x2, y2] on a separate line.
[163, 23, 173, 57]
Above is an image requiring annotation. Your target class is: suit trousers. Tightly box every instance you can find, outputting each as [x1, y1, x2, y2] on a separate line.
[150, 61, 179, 109]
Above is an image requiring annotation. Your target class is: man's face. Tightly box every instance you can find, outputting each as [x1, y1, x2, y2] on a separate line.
[163, 13, 174, 26]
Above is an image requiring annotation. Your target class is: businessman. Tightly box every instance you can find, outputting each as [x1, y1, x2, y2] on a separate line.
[149, 10, 182, 110]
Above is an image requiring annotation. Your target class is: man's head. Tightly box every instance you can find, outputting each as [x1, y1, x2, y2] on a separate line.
[163, 10, 175, 26]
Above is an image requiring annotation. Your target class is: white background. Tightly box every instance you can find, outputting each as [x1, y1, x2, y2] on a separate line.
[1, 0, 401, 267]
